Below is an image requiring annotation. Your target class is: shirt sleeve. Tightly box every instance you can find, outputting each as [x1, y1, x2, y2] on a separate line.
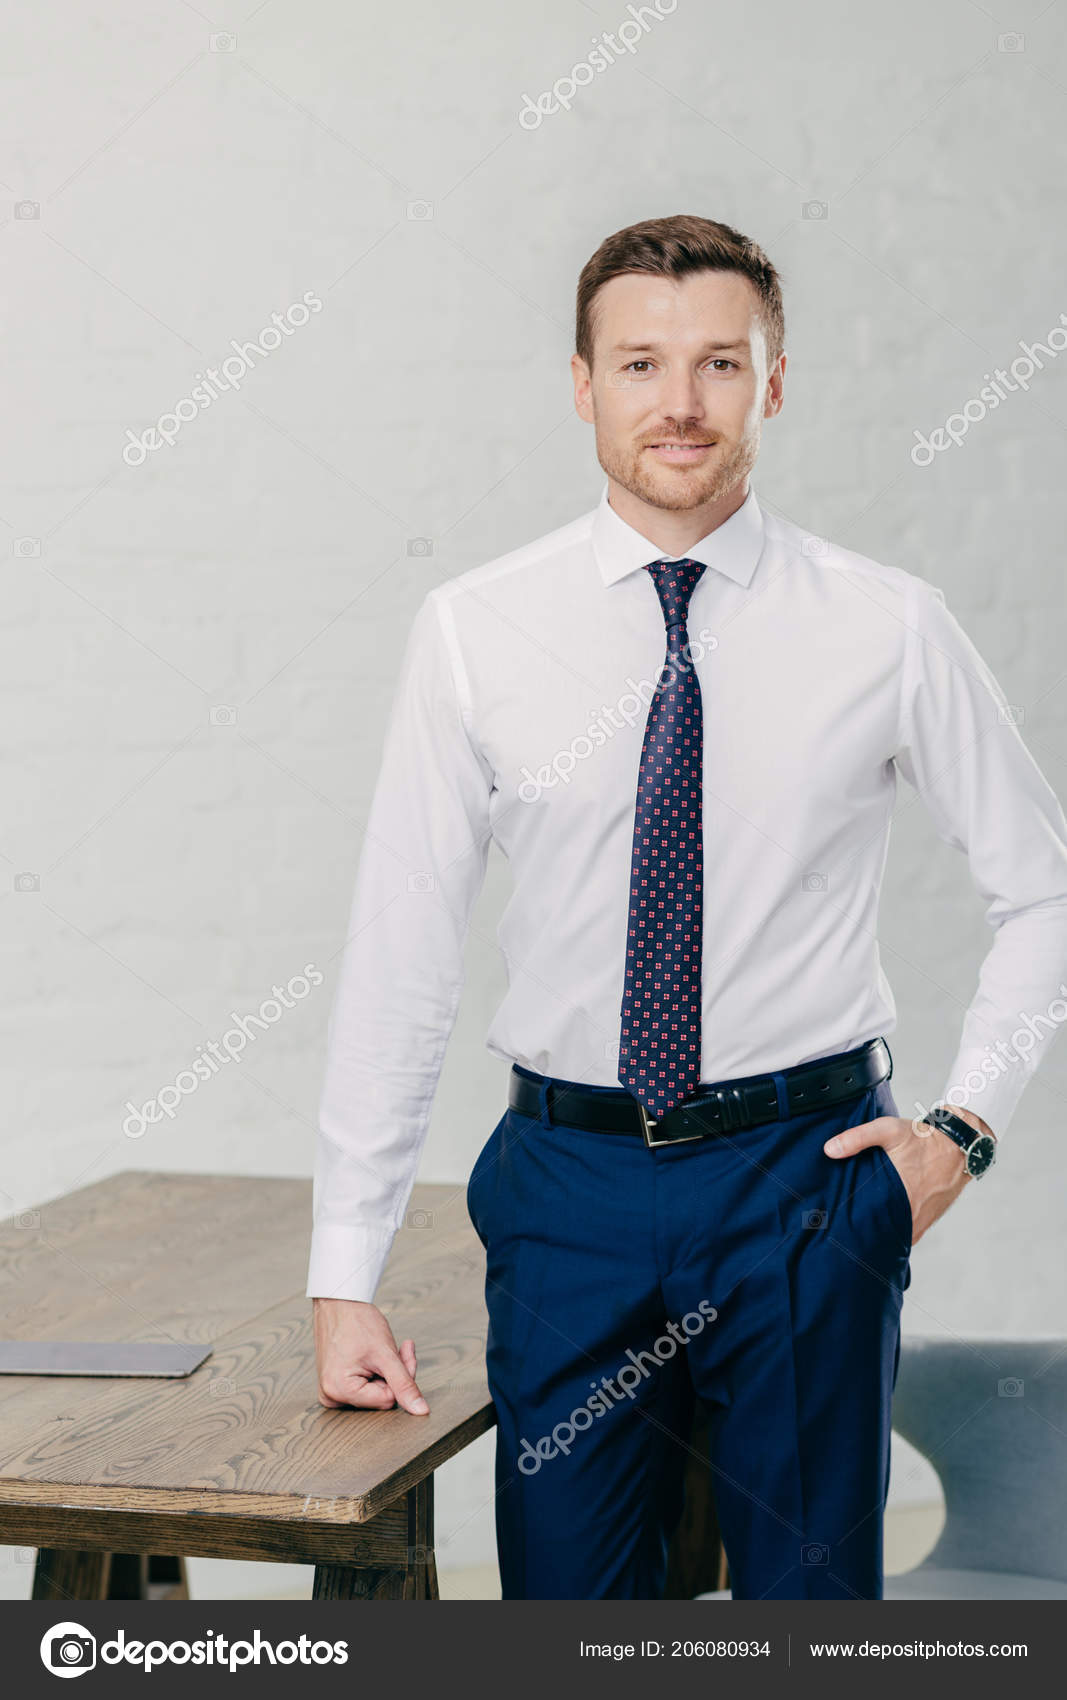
[305, 588, 494, 1301]
[892, 577, 1067, 1136]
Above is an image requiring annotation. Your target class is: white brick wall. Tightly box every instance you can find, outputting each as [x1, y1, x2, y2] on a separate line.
[2, 0, 1065, 1595]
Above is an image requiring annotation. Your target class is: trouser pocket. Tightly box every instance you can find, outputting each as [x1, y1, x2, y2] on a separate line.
[872, 1142, 913, 1255]
[466, 1109, 508, 1246]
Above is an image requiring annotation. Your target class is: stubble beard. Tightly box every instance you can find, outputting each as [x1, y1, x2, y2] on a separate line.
[595, 419, 761, 513]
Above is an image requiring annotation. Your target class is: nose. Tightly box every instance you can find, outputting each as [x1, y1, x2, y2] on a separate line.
[657, 369, 706, 428]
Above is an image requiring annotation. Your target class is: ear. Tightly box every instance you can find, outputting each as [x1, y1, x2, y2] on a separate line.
[764, 350, 786, 420]
[571, 351, 595, 424]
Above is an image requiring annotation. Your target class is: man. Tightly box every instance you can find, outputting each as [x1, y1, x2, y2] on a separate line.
[307, 214, 1067, 1600]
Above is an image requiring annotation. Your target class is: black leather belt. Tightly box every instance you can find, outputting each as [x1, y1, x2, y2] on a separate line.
[507, 1037, 892, 1149]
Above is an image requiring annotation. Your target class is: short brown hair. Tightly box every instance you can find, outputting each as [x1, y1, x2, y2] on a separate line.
[575, 214, 785, 372]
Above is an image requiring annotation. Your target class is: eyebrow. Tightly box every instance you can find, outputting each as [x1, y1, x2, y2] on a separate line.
[610, 339, 750, 355]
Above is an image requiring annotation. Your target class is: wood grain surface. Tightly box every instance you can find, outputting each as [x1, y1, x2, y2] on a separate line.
[0, 1172, 492, 1529]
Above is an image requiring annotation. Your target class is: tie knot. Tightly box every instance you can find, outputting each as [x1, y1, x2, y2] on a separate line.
[644, 556, 707, 631]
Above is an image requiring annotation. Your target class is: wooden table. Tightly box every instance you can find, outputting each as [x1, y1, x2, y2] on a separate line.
[0, 1169, 726, 1600]
[0, 1171, 494, 1600]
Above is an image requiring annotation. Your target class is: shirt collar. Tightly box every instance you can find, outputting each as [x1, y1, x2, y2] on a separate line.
[591, 480, 765, 588]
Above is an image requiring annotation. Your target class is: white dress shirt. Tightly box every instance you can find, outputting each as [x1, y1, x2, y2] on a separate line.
[306, 482, 1067, 1302]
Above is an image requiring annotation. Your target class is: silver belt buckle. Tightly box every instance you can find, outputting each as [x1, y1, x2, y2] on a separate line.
[636, 1099, 706, 1148]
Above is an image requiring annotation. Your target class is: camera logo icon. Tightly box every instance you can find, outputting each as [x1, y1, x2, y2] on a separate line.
[15, 200, 40, 220]
[801, 871, 828, 893]
[40, 1621, 96, 1676]
[802, 201, 828, 220]
[407, 537, 434, 556]
[14, 538, 41, 557]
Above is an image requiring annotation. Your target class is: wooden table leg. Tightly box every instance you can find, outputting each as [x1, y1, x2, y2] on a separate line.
[408, 1476, 438, 1599]
[313, 1562, 409, 1599]
[33, 1549, 190, 1601]
[313, 1475, 438, 1600]
[33, 1548, 110, 1600]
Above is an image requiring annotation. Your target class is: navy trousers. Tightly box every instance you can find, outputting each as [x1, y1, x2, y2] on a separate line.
[466, 1064, 913, 1601]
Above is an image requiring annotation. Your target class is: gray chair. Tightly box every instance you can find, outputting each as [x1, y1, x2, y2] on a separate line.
[697, 1336, 1067, 1600]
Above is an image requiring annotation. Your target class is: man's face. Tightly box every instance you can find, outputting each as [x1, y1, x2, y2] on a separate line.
[571, 269, 784, 512]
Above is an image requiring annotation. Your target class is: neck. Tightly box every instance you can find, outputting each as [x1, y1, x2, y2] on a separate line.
[606, 474, 750, 557]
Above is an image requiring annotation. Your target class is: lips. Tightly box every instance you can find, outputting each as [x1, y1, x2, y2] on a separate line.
[646, 441, 716, 461]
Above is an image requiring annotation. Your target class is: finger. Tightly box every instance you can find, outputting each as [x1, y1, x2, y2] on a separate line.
[318, 1375, 398, 1411]
[823, 1117, 888, 1157]
[398, 1338, 417, 1379]
[372, 1345, 429, 1414]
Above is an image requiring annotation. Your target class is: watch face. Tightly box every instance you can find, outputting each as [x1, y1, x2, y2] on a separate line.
[967, 1134, 997, 1177]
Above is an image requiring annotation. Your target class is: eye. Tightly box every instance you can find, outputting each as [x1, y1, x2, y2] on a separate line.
[623, 360, 653, 374]
[708, 359, 737, 371]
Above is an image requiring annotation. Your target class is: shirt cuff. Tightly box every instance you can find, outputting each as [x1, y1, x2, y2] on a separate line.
[932, 1046, 1040, 1139]
[305, 1222, 397, 1303]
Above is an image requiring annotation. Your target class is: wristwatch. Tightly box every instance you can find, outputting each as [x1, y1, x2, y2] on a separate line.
[920, 1106, 997, 1178]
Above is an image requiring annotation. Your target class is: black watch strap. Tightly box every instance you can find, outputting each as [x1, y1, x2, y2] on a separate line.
[921, 1106, 997, 1178]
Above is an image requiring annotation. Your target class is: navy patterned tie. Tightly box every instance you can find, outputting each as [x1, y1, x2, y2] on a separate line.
[618, 556, 707, 1120]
